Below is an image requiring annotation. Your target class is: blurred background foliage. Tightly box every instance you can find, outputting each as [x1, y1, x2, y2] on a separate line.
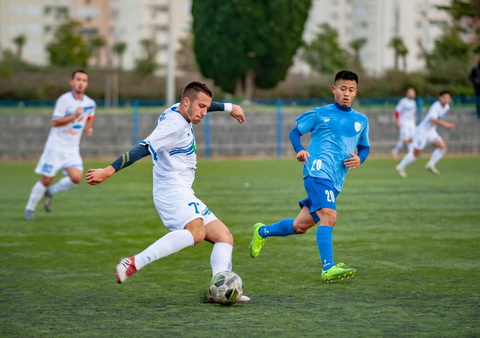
[0, 0, 478, 100]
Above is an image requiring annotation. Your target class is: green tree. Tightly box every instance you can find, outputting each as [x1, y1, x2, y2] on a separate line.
[192, 0, 311, 98]
[12, 34, 26, 60]
[423, 26, 471, 89]
[46, 20, 91, 67]
[301, 23, 350, 75]
[176, 33, 198, 73]
[112, 41, 127, 70]
[88, 36, 106, 67]
[437, 0, 480, 53]
[134, 38, 158, 75]
[388, 36, 408, 70]
[349, 38, 366, 73]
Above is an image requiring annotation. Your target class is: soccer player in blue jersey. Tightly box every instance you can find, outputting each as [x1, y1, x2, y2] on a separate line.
[249, 70, 370, 281]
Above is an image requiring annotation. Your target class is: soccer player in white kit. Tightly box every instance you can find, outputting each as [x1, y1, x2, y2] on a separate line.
[86, 82, 250, 303]
[396, 90, 455, 178]
[24, 70, 95, 220]
[391, 87, 417, 161]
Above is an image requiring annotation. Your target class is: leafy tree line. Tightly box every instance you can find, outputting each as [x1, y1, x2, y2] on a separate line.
[0, 0, 478, 100]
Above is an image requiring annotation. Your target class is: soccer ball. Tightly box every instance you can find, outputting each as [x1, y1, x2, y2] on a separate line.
[209, 271, 243, 306]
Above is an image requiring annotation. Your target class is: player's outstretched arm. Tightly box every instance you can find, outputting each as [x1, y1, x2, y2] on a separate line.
[86, 143, 150, 186]
[208, 102, 245, 124]
[431, 118, 455, 130]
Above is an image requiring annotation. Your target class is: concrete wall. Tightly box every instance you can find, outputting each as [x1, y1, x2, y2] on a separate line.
[1, 108, 479, 160]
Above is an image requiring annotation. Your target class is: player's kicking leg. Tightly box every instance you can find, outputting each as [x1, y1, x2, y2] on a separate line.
[249, 218, 301, 258]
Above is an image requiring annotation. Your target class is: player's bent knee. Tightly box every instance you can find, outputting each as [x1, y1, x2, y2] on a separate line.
[71, 177, 82, 184]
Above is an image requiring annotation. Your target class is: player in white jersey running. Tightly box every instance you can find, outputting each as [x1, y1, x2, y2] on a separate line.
[86, 82, 250, 303]
[391, 87, 417, 161]
[396, 90, 455, 178]
[24, 70, 96, 220]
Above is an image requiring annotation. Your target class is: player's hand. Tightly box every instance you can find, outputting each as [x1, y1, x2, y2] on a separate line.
[86, 166, 115, 185]
[344, 152, 360, 170]
[446, 122, 456, 130]
[230, 104, 245, 124]
[85, 127, 93, 137]
[75, 107, 84, 118]
[296, 150, 310, 163]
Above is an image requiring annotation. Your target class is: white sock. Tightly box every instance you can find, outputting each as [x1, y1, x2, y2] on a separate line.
[26, 181, 47, 211]
[393, 140, 403, 152]
[427, 148, 444, 167]
[49, 176, 76, 195]
[134, 229, 194, 270]
[210, 242, 233, 276]
[398, 152, 415, 169]
[407, 142, 414, 153]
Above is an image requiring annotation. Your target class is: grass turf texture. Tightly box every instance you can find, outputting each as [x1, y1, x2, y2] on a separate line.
[1, 157, 479, 336]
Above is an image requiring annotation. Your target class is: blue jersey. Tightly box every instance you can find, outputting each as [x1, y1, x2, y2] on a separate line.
[296, 102, 369, 192]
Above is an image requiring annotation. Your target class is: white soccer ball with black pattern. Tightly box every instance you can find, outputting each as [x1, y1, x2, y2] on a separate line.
[209, 271, 243, 306]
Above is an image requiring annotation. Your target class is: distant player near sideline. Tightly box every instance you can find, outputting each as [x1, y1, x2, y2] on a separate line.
[249, 70, 370, 282]
[391, 87, 417, 161]
[396, 90, 455, 178]
[86, 82, 250, 303]
[24, 70, 95, 220]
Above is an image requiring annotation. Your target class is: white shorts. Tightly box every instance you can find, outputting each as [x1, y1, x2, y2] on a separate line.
[413, 129, 441, 151]
[399, 121, 415, 141]
[35, 148, 83, 177]
[153, 187, 218, 231]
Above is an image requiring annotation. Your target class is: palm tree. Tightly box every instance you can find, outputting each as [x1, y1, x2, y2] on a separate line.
[112, 41, 127, 70]
[349, 38, 366, 72]
[388, 36, 408, 70]
[89, 36, 106, 67]
[12, 34, 27, 60]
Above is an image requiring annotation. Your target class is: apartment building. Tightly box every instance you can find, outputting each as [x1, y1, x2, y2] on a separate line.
[300, 0, 451, 75]
[0, 0, 190, 73]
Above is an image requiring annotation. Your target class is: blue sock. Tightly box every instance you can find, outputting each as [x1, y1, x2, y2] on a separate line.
[316, 225, 335, 270]
[259, 218, 296, 238]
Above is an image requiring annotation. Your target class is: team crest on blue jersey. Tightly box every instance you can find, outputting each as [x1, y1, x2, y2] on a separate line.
[354, 122, 361, 132]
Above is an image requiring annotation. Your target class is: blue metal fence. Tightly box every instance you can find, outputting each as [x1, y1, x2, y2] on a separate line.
[1, 96, 476, 158]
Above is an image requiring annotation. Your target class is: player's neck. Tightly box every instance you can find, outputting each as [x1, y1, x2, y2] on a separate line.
[72, 91, 84, 101]
[333, 101, 352, 112]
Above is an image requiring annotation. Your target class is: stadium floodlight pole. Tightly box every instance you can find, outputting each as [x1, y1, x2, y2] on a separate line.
[166, 0, 175, 106]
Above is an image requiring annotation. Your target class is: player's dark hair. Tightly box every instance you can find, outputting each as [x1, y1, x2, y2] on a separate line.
[182, 82, 213, 101]
[334, 70, 358, 84]
[71, 69, 88, 79]
[439, 90, 451, 96]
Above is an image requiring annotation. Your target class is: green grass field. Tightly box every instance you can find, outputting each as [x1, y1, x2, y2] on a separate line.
[1, 157, 479, 337]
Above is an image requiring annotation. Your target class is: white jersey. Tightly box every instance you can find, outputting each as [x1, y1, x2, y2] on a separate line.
[142, 104, 197, 194]
[417, 101, 450, 134]
[396, 97, 417, 125]
[44, 91, 96, 152]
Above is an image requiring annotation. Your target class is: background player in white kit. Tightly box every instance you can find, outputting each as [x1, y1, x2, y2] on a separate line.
[24, 70, 95, 220]
[86, 82, 250, 303]
[391, 87, 417, 161]
[396, 90, 455, 178]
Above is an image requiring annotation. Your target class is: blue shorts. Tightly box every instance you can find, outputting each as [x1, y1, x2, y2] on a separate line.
[299, 176, 339, 223]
